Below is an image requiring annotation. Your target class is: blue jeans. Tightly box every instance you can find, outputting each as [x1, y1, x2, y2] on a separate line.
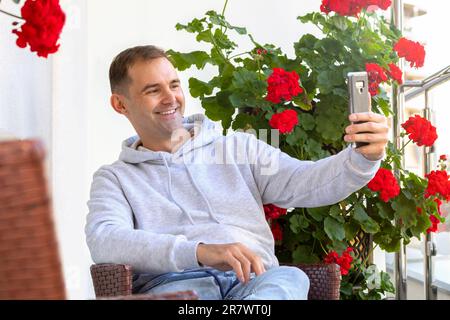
[133, 266, 310, 300]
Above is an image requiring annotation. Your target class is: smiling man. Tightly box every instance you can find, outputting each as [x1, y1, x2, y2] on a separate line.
[85, 45, 389, 300]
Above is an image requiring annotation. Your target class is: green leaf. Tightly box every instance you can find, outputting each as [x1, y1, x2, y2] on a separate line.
[298, 112, 315, 131]
[306, 206, 330, 222]
[345, 219, 360, 241]
[205, 10, 247, 35]
[196, 30, 213, 44]
[286, 126, 307, 147]
[201, 94, 234, 129]
[292, 245, 320, 264]
[213, 28, 237, 50]
[353, 203, 380, 233]
[391, 193, 418, 229]
[375, 201, 394, 220]
[232, 113, 255, 130]
[188, 78, 213, 98]
[289, 214, 310, 234]
[175, 18, 205, 33]
[167, 50, 210, 71]
[340, 281, 353, 296]
[330, 15, 348, 31]
[324, 217, 345, 241]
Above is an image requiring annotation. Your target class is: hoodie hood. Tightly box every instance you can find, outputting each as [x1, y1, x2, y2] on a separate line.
[119, 113, 222, 164]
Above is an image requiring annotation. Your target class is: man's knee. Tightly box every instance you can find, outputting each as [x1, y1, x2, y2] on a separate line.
[278, 266, 310, 298]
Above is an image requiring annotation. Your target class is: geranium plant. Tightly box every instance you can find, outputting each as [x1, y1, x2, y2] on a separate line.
[0, 0, 65, 58]
[168, 0, 449, 299]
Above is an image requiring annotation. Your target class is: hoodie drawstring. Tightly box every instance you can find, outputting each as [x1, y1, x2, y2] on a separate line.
[162, 155, 195, 225]
[182, 153, 221, 224]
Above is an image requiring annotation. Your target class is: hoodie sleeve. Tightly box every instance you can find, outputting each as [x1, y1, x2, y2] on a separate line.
[246, 134, 381, 208]
[85, 167, 202, 274]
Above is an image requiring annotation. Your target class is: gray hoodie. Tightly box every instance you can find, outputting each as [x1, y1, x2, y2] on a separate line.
[85, 113, 381, 275]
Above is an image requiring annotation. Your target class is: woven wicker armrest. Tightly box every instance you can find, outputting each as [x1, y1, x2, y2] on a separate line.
[283, 263, 341, 300]
[97, 291, 198, 300]
[90, 264, 198, 300]
[90, 264, 133, 297]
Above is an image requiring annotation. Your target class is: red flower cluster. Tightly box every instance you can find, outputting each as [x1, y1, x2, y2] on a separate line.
[365, 63, 403, 96]
[387, 63, 403, 84]
[271, 221, 283, 241]
[263, 204, 288, 220]
[367, 168, 401, 202]
[266, 68, 303, 104]
[269, 109, 299, 134]
[401, 115, 438, 147]
[366, 63, 388, 96]
[425, 170, 450, 201]
[393, 37, 426, 68]
[12, 0, 66, 58]
[427, 215, 440, 233]
[417, 199, 442, 234]
[320, 0, 391, 17]
[324, 247, 354, 275]
[440, 155, 447, 161]
[264, 204, 287, 242]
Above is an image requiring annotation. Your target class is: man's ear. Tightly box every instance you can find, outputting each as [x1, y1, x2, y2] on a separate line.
[110, 94, 128, 115]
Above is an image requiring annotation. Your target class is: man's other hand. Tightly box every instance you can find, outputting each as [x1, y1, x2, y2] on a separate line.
[196, 242, 266, 284]
[344, 112, 389, 161]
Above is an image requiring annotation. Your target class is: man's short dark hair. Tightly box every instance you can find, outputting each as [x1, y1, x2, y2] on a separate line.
[109, 45, 168, 95]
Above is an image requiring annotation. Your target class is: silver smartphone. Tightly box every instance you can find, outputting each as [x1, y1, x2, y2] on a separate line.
[347, 72, 371, 148]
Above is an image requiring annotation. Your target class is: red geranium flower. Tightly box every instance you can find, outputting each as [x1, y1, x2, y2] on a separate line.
[320, 0, 391, 16]
[427, 215, 440, 233]
[271, 220, 283, 242]
[363, 0, 392, 10]
[367, 168, 401, 202]
[324, 247, 354, 275]
[366, 63, 388, 96]
[387, 63, 403, 84]
[266, 68, 303, 104]
[440, 155, 447, 161]
[401, 115, 438, 147]
[263, 204, 288, 220]
[425, 170, 450, 201]
[269, 109, 299, 134]
[393, 37, 426, 68]
[12, 0, 66, 58]
[320, 0, 364, 16]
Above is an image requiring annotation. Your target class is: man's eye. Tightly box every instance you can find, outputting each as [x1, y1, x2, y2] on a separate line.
[146, 90, 158, 94]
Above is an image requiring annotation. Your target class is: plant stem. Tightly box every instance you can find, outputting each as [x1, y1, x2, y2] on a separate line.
[228, 51, 251, 60]
[385, 139, 411, 166]
[220, 0, 229, 34]
[351, 243, 379, 286]
[319, 240, 328, 255]
[221, 0, 229, 16]
[0, 8, 24, 20]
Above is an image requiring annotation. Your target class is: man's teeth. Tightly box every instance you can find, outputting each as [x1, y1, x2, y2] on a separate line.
[160, 109, 176, 115]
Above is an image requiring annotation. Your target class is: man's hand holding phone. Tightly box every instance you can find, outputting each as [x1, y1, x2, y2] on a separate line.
[344, 111, 389, 161]
[346, 72, 389, 161]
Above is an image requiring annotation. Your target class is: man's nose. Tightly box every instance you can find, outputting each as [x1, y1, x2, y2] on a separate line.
[161, 87, 176, 104]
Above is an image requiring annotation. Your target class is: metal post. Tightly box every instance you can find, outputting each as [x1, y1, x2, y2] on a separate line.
[423, 91, 438, 300]
[392, 0, 408, 300]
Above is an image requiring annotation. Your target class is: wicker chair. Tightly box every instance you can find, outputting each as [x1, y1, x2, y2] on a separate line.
[0, 139, 66, 299]
[90, 258, 341, 300]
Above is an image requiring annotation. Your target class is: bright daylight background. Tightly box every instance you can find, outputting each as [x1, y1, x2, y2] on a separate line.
[0, 0, 449, 299]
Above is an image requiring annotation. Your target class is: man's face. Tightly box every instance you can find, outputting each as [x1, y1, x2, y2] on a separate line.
[122, 57, 185, 139]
